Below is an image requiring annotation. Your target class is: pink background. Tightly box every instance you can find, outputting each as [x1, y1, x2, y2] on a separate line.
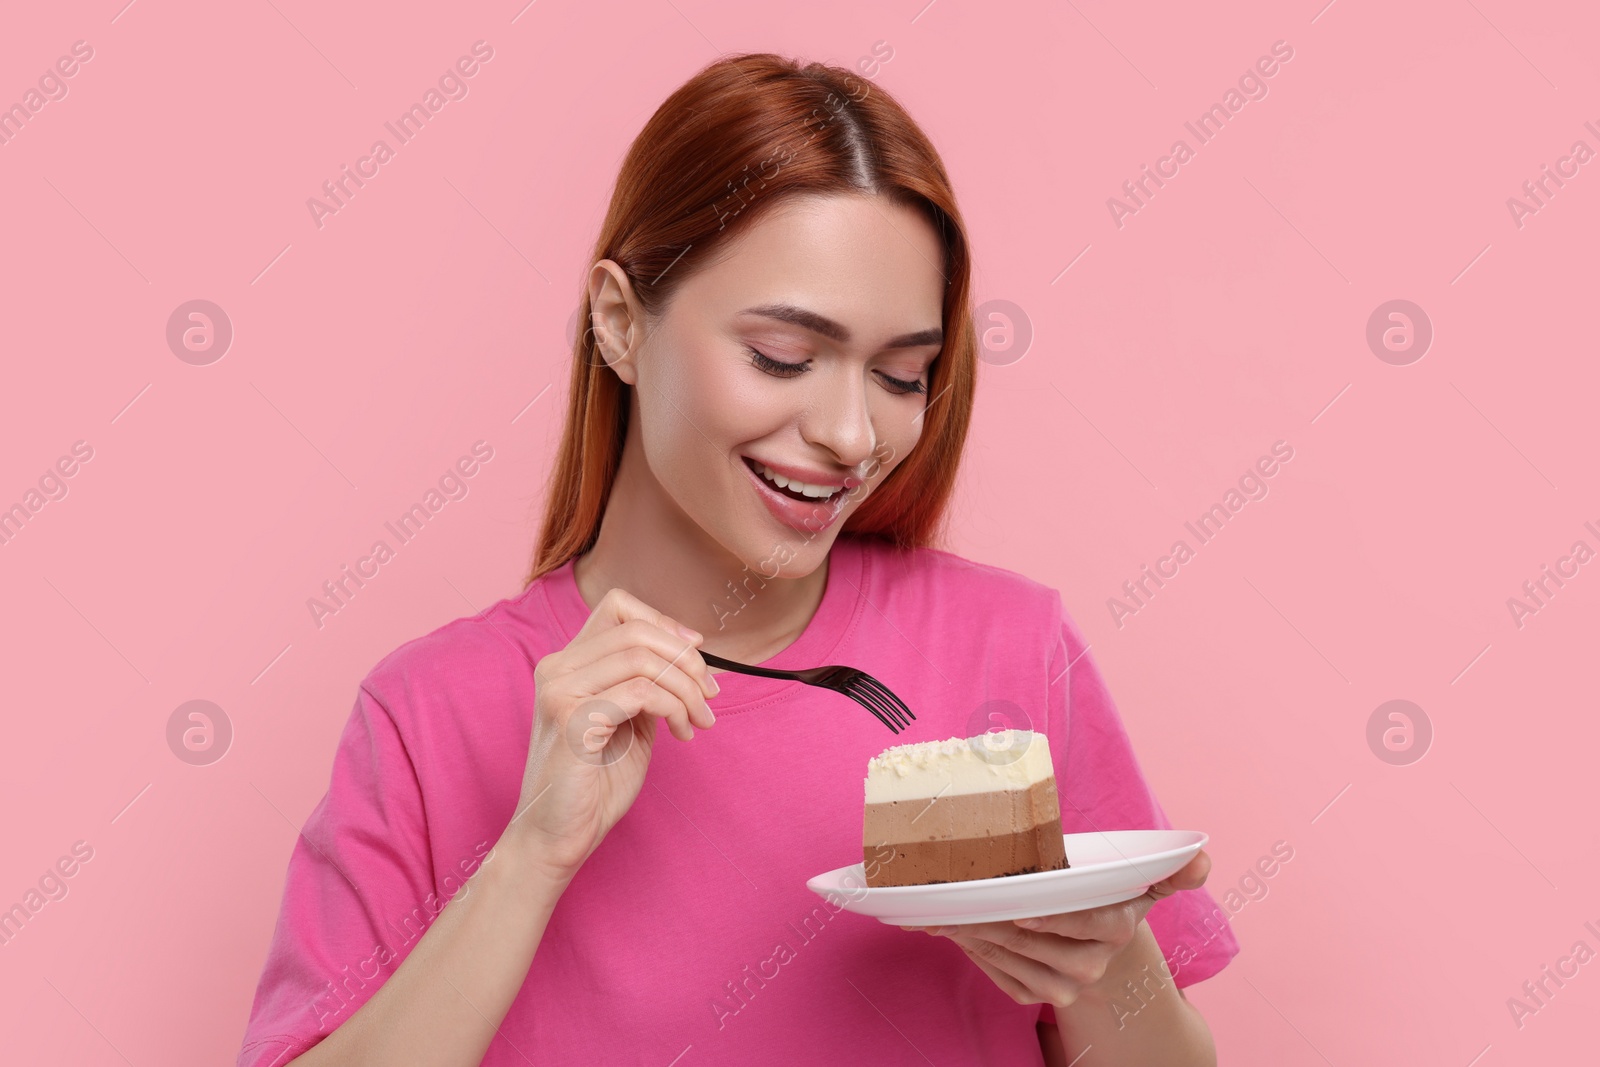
[2, 0, 1596, 1063]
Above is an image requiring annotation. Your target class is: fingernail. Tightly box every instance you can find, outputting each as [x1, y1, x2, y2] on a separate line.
[705, 705, 716, 725]
[707, 674, 721, 696]
[927, 925, 952, 936]
[678, 625, 703, 642]
[1016, 917, 1043, 929]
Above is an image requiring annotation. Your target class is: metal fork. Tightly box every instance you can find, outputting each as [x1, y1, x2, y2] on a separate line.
[697, 650, 916, 733]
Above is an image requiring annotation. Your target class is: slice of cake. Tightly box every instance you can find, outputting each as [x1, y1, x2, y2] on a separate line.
[862, 729, 1068, 888]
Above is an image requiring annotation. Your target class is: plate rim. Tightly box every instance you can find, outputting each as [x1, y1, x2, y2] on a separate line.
[806, 828, 1209, 897]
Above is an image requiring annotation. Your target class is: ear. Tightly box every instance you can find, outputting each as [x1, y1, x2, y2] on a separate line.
[587, 260, 643, 385]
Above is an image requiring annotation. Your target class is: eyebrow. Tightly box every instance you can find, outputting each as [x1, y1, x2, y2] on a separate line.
[740, 302, 943, 350]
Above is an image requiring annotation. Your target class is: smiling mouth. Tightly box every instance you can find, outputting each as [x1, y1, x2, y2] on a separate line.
[742, 456, 845, 504]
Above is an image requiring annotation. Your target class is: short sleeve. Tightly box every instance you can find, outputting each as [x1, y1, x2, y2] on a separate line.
[1036, 597, 1239, 1024]
[236, 684, 438, 1067]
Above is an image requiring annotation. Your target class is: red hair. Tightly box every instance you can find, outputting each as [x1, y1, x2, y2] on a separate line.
[525, 53, 977, 586]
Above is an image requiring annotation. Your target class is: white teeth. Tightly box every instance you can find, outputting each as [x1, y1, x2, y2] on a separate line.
[754, 461, 839, 500]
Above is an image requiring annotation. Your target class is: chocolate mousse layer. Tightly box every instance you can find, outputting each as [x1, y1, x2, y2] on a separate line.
[863, 778, 1068, 888]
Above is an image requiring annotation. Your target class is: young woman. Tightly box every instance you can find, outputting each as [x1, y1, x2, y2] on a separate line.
[238, 53, 1237, 1067]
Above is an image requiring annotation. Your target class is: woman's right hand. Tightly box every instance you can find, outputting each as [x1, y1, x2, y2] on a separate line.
[503, 586, 719, 881]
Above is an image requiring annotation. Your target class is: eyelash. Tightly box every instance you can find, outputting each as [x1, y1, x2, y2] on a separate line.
[746, 346, 927, 396]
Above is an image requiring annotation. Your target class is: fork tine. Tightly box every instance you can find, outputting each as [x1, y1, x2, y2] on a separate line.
[870, 677, 914, 726]
[852, 674, 914, 727]
[836, 678, 901, 732]
[849, 692, 899, 733]
[818, 670, 897, 731]
[846, 676, 904, 728]
[847, 679, 909, 732]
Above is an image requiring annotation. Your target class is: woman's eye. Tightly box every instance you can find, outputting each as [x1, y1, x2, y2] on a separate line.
[748, 345, 927, 396]
[878, 373, 926, 396]
[747, 346, 808, 376]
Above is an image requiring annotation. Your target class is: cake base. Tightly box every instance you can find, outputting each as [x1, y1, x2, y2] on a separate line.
[863, 778, 1069, 888]
[863, 830, 1067, 887]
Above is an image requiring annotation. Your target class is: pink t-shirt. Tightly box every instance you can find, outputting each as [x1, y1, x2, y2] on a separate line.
[237, 535, 1238, 1066]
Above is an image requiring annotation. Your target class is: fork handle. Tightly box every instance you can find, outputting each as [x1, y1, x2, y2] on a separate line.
[698, 650, 799, 682]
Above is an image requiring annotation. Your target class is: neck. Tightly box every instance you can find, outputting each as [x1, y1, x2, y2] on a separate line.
[571, 417, 832, 664]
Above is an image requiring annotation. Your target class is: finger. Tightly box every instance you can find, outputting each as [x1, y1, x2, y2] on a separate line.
[920, 919, 1035, 941]
[564, 687, 667, 757]
[1149, 849, 1211, 898]
[948, 920, 1111, 981]
[563, 617, 719, 707]
[574, 648, 705, 738]
[569, 643, 707, 735]
[953, 941, 1038, 1005]
[948, 933, 1085, 1007]
[1033, 898, 1150, 942]
[591, 675, 696, 743]
[976, 899, 1146, 944]
[575, 586, 704, 650]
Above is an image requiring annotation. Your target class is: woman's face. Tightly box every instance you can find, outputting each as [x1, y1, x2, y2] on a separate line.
[593, 192, 947, 578]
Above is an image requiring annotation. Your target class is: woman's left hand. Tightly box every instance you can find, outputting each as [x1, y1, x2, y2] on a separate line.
[899, 849, 1211, 1009]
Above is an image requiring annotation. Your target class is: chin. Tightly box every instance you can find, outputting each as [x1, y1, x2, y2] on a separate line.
[719, 525, 836, 581]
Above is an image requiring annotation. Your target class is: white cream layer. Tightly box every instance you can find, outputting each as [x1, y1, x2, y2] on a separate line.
[863, 729, 1055, 804]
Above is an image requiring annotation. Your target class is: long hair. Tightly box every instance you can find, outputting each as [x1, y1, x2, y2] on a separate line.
[524, 53, 978, 586]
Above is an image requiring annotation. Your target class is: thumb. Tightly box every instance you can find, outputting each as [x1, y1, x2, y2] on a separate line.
[1147, 849, 1211, 901]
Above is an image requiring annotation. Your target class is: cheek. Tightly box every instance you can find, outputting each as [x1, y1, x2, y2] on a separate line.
[683, 360, 792, 449]
[642, 349, 770, 490]
[873, 417, 923, 476]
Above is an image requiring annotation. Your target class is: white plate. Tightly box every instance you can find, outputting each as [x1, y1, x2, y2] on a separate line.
[806, 829, 1208, 926]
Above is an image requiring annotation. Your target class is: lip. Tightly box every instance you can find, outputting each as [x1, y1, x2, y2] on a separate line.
[743, 455, 863, 491]
[741, 455, 853, 533]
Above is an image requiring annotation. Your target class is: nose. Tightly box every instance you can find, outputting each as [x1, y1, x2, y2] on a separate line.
[798, 364, 878, 472]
